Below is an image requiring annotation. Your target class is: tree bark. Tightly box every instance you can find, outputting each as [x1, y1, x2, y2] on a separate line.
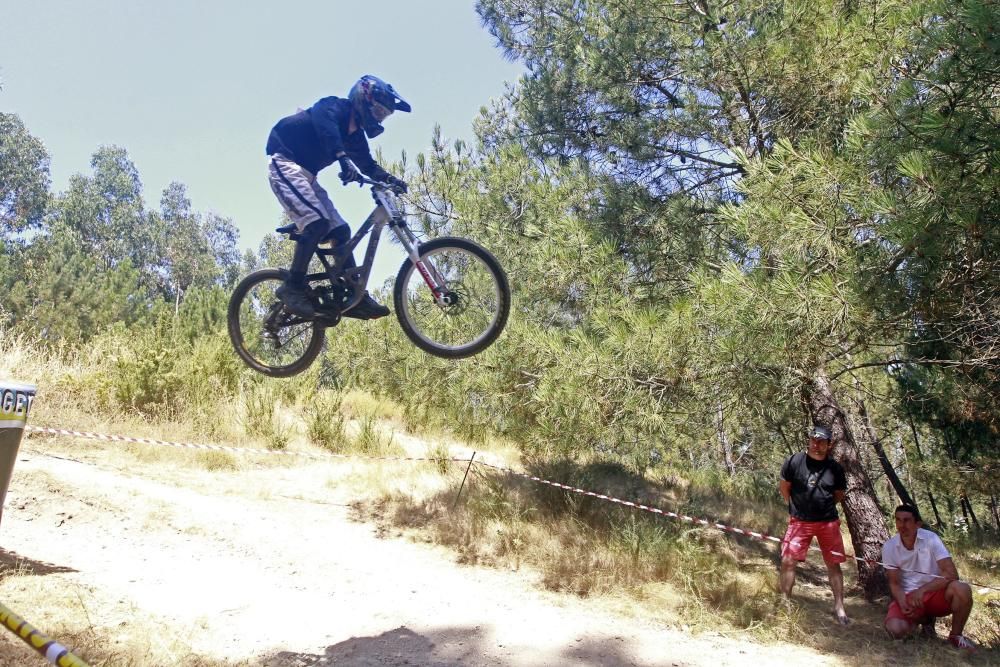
[807, 372, 890, 600]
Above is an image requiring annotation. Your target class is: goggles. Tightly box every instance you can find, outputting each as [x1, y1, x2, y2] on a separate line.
[371, 100, 394, 122]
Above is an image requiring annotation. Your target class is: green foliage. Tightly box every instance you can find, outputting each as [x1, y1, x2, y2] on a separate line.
[169, 285, 230, 343]
[78, 302, 243, 419]
[476, 0, 904, 198]
[54, 146, 163, 284]
[344, 0, 1000, 543]
[1, 139, 243, 343]
[2, 223, 151, 342]
[102, 330, 185, 413]
[0, 112, 50, 235]
[851, 0, 1000, 455]
[255, 229, 295, 269]
[353, 412, 398, 457]
[160, 182, 241, 303]
[304, 391, 349, 452]
[241, 382, 290, 451]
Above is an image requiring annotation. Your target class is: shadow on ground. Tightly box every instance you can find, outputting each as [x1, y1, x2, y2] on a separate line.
[353, 458, 996, 666]
[0, 547, 76, 576]
[261, 625, 657, 667]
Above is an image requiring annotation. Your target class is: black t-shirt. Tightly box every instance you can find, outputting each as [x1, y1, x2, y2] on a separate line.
[780, 452, 847, 522]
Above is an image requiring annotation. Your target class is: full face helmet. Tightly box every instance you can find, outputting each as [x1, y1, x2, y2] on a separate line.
[348, 75, 411, 138]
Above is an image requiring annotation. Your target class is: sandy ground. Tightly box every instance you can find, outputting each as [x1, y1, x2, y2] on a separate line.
[0, 444, 845, 667]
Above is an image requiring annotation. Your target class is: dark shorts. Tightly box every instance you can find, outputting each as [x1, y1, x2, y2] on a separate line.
[886, 589, 952, 625]
[780, 518, 847, 565]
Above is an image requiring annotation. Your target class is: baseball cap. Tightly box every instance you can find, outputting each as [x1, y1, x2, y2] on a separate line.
[809, 425, 832, 440]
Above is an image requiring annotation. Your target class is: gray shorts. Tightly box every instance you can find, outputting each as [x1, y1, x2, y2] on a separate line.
[267, 154, 348, 232]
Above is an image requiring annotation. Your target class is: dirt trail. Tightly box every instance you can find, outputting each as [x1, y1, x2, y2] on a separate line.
[0, 447, 842, 666]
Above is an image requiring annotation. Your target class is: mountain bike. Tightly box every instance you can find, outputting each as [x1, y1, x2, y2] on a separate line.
[227, 176, 510, 377]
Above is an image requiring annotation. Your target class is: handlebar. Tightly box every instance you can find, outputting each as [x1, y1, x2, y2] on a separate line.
[337, 171, 404, 194]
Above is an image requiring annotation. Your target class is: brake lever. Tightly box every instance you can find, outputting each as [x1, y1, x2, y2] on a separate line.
[338, 171, 366, 187]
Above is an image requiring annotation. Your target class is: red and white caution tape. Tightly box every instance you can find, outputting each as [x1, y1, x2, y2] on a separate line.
[474, 460, 1000, 594]
[25, 424, 1000, 594]
[473, 459, 784, 543]
[24, 425, 467, 464]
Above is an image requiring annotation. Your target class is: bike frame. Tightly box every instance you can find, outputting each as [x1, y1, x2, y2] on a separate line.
[305, 179, 448, 312]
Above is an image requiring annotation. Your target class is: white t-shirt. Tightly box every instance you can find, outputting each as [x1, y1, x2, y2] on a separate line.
[882, 528, 951, 593]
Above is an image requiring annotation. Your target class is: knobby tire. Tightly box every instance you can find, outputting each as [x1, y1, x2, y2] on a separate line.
[393, 237, 510, 359]
[227, 268, 326, 377]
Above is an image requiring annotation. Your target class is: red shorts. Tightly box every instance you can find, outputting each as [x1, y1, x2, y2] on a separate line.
[886, 589, 952, 624]
[780, 518, 847, 565]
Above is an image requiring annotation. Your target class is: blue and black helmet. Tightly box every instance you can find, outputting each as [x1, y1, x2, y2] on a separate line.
[348, 75, 411, 138]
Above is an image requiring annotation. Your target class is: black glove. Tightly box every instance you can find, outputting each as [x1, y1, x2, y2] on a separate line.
[385, 174, 408, 194]
[338, 156, 361, 184]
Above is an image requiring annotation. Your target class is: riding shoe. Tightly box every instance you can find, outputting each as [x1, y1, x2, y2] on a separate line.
[343, 293, 391, 320]
[275, 283, 315, 318]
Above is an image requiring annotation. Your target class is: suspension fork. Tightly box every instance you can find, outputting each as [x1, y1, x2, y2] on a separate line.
[393, 224, 449, 304]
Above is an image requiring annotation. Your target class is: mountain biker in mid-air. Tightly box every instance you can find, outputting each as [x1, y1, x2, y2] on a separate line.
[266, 74, 411, 320]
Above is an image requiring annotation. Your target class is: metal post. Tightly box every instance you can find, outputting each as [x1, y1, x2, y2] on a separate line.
[452, 451, 477, 510]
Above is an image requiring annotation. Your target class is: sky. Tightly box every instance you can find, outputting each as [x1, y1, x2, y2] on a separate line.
[0, 0, 524, 284]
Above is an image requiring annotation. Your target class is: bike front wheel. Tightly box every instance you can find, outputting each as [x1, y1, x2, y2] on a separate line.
[394, 237, 510, 359]
[227, 268, 326, 377]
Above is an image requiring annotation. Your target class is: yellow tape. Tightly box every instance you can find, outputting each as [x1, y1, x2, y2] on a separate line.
[0, 602, 89, 667]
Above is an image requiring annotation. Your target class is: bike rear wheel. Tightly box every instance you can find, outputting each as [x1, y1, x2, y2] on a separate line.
[393, 237, 510, 359]
[227, 268, 326, 377]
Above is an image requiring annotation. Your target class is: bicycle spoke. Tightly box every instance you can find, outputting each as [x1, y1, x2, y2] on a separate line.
[233, 274, 322, 372]
[398, 244, 505, 353]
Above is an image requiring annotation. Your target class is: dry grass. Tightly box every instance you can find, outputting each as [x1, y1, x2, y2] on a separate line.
[0, 562, 250, 666]
[4, 333, 998, 665]
[11, 424, 999, 666]
[356, 456, 1000, 665]
[339, 389, 403, 424]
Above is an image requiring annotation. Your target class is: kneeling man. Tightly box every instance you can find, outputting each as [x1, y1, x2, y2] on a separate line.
[883, 504, 977, 652]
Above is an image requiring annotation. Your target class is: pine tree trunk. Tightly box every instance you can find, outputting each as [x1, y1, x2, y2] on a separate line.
[961, 495, 981, 531]
[928, 489, 943, 527]
[906, 413, 943, 526]
[807, 372, 890, 600]
[776, 423, 795, 457]
[856, 397, 915, 507]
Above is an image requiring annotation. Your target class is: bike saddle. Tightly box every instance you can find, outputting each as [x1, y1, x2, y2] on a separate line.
[275, 224, 340, 244]
[275, 223, 301, 241]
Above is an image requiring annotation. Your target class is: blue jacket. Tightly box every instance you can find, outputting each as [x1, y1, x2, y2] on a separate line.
[266, 97, 390, 180]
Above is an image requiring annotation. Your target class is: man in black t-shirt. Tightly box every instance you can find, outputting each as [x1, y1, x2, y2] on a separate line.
[779, 425, 850, 625]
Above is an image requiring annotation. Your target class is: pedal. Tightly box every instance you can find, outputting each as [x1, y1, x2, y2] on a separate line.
[314, 304, 342, 327]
